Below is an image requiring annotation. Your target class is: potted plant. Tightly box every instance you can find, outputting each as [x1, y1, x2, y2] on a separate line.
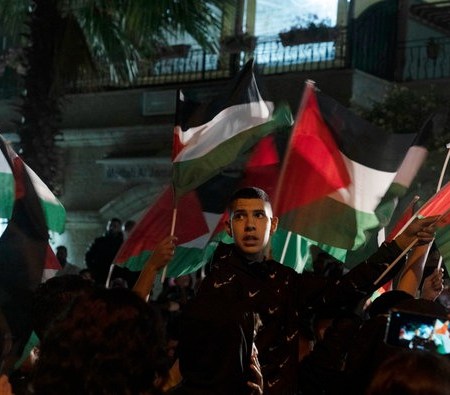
[279, 14, 338, 47]
[221, 32, 257, 53]
[154, 44, 191, 59]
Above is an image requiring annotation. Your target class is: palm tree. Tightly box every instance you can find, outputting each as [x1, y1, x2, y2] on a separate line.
[0, 0, 227, 195]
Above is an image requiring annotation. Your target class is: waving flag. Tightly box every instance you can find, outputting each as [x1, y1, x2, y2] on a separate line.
[113, 133, 292, 277]
[317, 109, 436, 268]
[413, 181, 450, 275]
[0, 136, 64, 357]
[113, 183, 223, 276]
[172, 59, 292, 198]
[114, 59, 292, 277]
[274, 81, 416, 254]
[0, 136, 66, 233]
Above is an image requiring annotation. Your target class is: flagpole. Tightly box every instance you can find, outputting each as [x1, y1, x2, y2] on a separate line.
[165, 93, 182, 283]
[273, 80, 315, 263]
[280, 231, 292, 264]
[375, 208, 450, 286]
[373, 239, 418, 286]
[429, 142, 450, 270]
[436, 143, 450, 192]
[273, 80, 315, 212]
[160, 205, 177, 283]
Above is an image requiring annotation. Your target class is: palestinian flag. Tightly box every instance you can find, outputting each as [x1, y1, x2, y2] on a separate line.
[114, 59, 292, 277]
[113, 173, 240, 277]
[0, 136, 66, 233]
[204, 134, 311, 273]
[274, 81, 416, 255]
[113, 134, 294, 277]
[0, 137, 64, 359]
[314, 109, 435, 268]
[172, 58, 292, 198]
[0, 141, 14, 219]
[418, 181, 450, 275]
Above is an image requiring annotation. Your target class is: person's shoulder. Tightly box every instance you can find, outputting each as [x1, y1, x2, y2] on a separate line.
[267, 258, 300, 276]
[90, 235, 106, 245]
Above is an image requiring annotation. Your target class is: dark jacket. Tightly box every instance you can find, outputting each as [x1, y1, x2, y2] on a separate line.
[193, 241, 406, 395]
[85, 232, 123, 285]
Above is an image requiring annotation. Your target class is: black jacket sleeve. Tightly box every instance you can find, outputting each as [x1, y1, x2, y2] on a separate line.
[298, 241, 405, 314]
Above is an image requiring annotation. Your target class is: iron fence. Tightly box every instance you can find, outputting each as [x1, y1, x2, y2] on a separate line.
[2, 29, 450, 99]
[400, 36, 450, 81]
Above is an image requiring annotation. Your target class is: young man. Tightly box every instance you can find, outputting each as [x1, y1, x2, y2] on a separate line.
[192, 187, 437, 395]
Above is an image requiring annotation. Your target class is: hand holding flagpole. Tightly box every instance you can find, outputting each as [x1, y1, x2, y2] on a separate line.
[374, 212, 445, 286]
[160, 204, 177, 283]
[433, 142, 450, 271]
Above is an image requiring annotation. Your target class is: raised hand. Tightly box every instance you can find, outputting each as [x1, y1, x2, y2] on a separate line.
[394, 216, 438, 250]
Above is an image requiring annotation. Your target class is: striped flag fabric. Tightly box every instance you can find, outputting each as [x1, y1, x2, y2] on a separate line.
[172, 58, 292, 198]
[113, 134, 292, 277]
[0, 135, 66, 233]
[415, 181, 450, 275]
[112, 184, 223, 276]
[274, 81, 416, 256]
[316, 111, 435, 268]
[113, 60, 293, 277]
[0, 136, 64, 356]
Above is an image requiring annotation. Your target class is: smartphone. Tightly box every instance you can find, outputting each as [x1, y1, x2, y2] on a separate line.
[385, 308, 450, 355]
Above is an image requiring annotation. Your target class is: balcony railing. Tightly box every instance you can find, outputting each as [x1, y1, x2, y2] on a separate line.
[400, 36, 450, 81]
[4, 29, 450, 99]
[63, 30, 348, 93]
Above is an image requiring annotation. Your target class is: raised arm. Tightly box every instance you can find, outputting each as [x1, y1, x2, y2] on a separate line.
[310, 216, 439, 309]
[133, 235, 177, 301]
[396, 243, 431, 297]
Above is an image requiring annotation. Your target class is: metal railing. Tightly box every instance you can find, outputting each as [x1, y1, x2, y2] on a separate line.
[63, 28, 349, 93]
[4, 29, 450, 99]
[400, 36, 450, 81]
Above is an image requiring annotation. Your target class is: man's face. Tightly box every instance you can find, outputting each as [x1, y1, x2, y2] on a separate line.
[226, 198, 278, 261]
[107, 220, 122, 235]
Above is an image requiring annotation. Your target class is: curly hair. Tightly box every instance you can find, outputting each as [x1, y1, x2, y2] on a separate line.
[31, 274, 95, 340]
[366, 350, 450, 395]
[32, 287, 168, 395]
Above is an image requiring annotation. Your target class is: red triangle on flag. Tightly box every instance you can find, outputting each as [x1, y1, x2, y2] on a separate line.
[114, 187, 210, 265]
[274, 83, 351, 216]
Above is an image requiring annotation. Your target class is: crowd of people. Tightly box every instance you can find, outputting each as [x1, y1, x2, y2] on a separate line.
[1, 186, 450, 394]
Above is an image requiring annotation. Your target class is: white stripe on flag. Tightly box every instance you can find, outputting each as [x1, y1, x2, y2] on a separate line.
[174, 101, 274, 162]
[328, 153, 397, 214]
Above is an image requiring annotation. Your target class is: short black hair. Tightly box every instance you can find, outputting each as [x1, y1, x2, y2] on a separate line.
[227, 187, 270, 212]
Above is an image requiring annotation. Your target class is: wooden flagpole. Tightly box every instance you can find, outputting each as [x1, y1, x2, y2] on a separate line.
[374, 207, 450, 286]
[373, 239, 418, 286]
[437, 143, 450, 192]
[273, 80, 315, 265]
[160, 205, 177, 283]
[434, 142, 450, 270]
[279, 231, 292, 264]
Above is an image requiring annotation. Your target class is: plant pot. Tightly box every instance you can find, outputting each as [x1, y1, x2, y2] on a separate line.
[221, 35, 257, 53]
[155, 44, 191, 59]
[279, 27, 338, 47]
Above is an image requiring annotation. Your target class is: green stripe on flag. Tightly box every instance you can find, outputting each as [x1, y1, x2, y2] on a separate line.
[39, 198, 67, 234]
[0, 171, 14, 219]
[26, 164, 66, 233]
[279, 195, 380, 250]
[120, 243, 220, 278]
[120, 250, 153, 272]
[271, 228, 313, 273]
[173, 104, 292, 197]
